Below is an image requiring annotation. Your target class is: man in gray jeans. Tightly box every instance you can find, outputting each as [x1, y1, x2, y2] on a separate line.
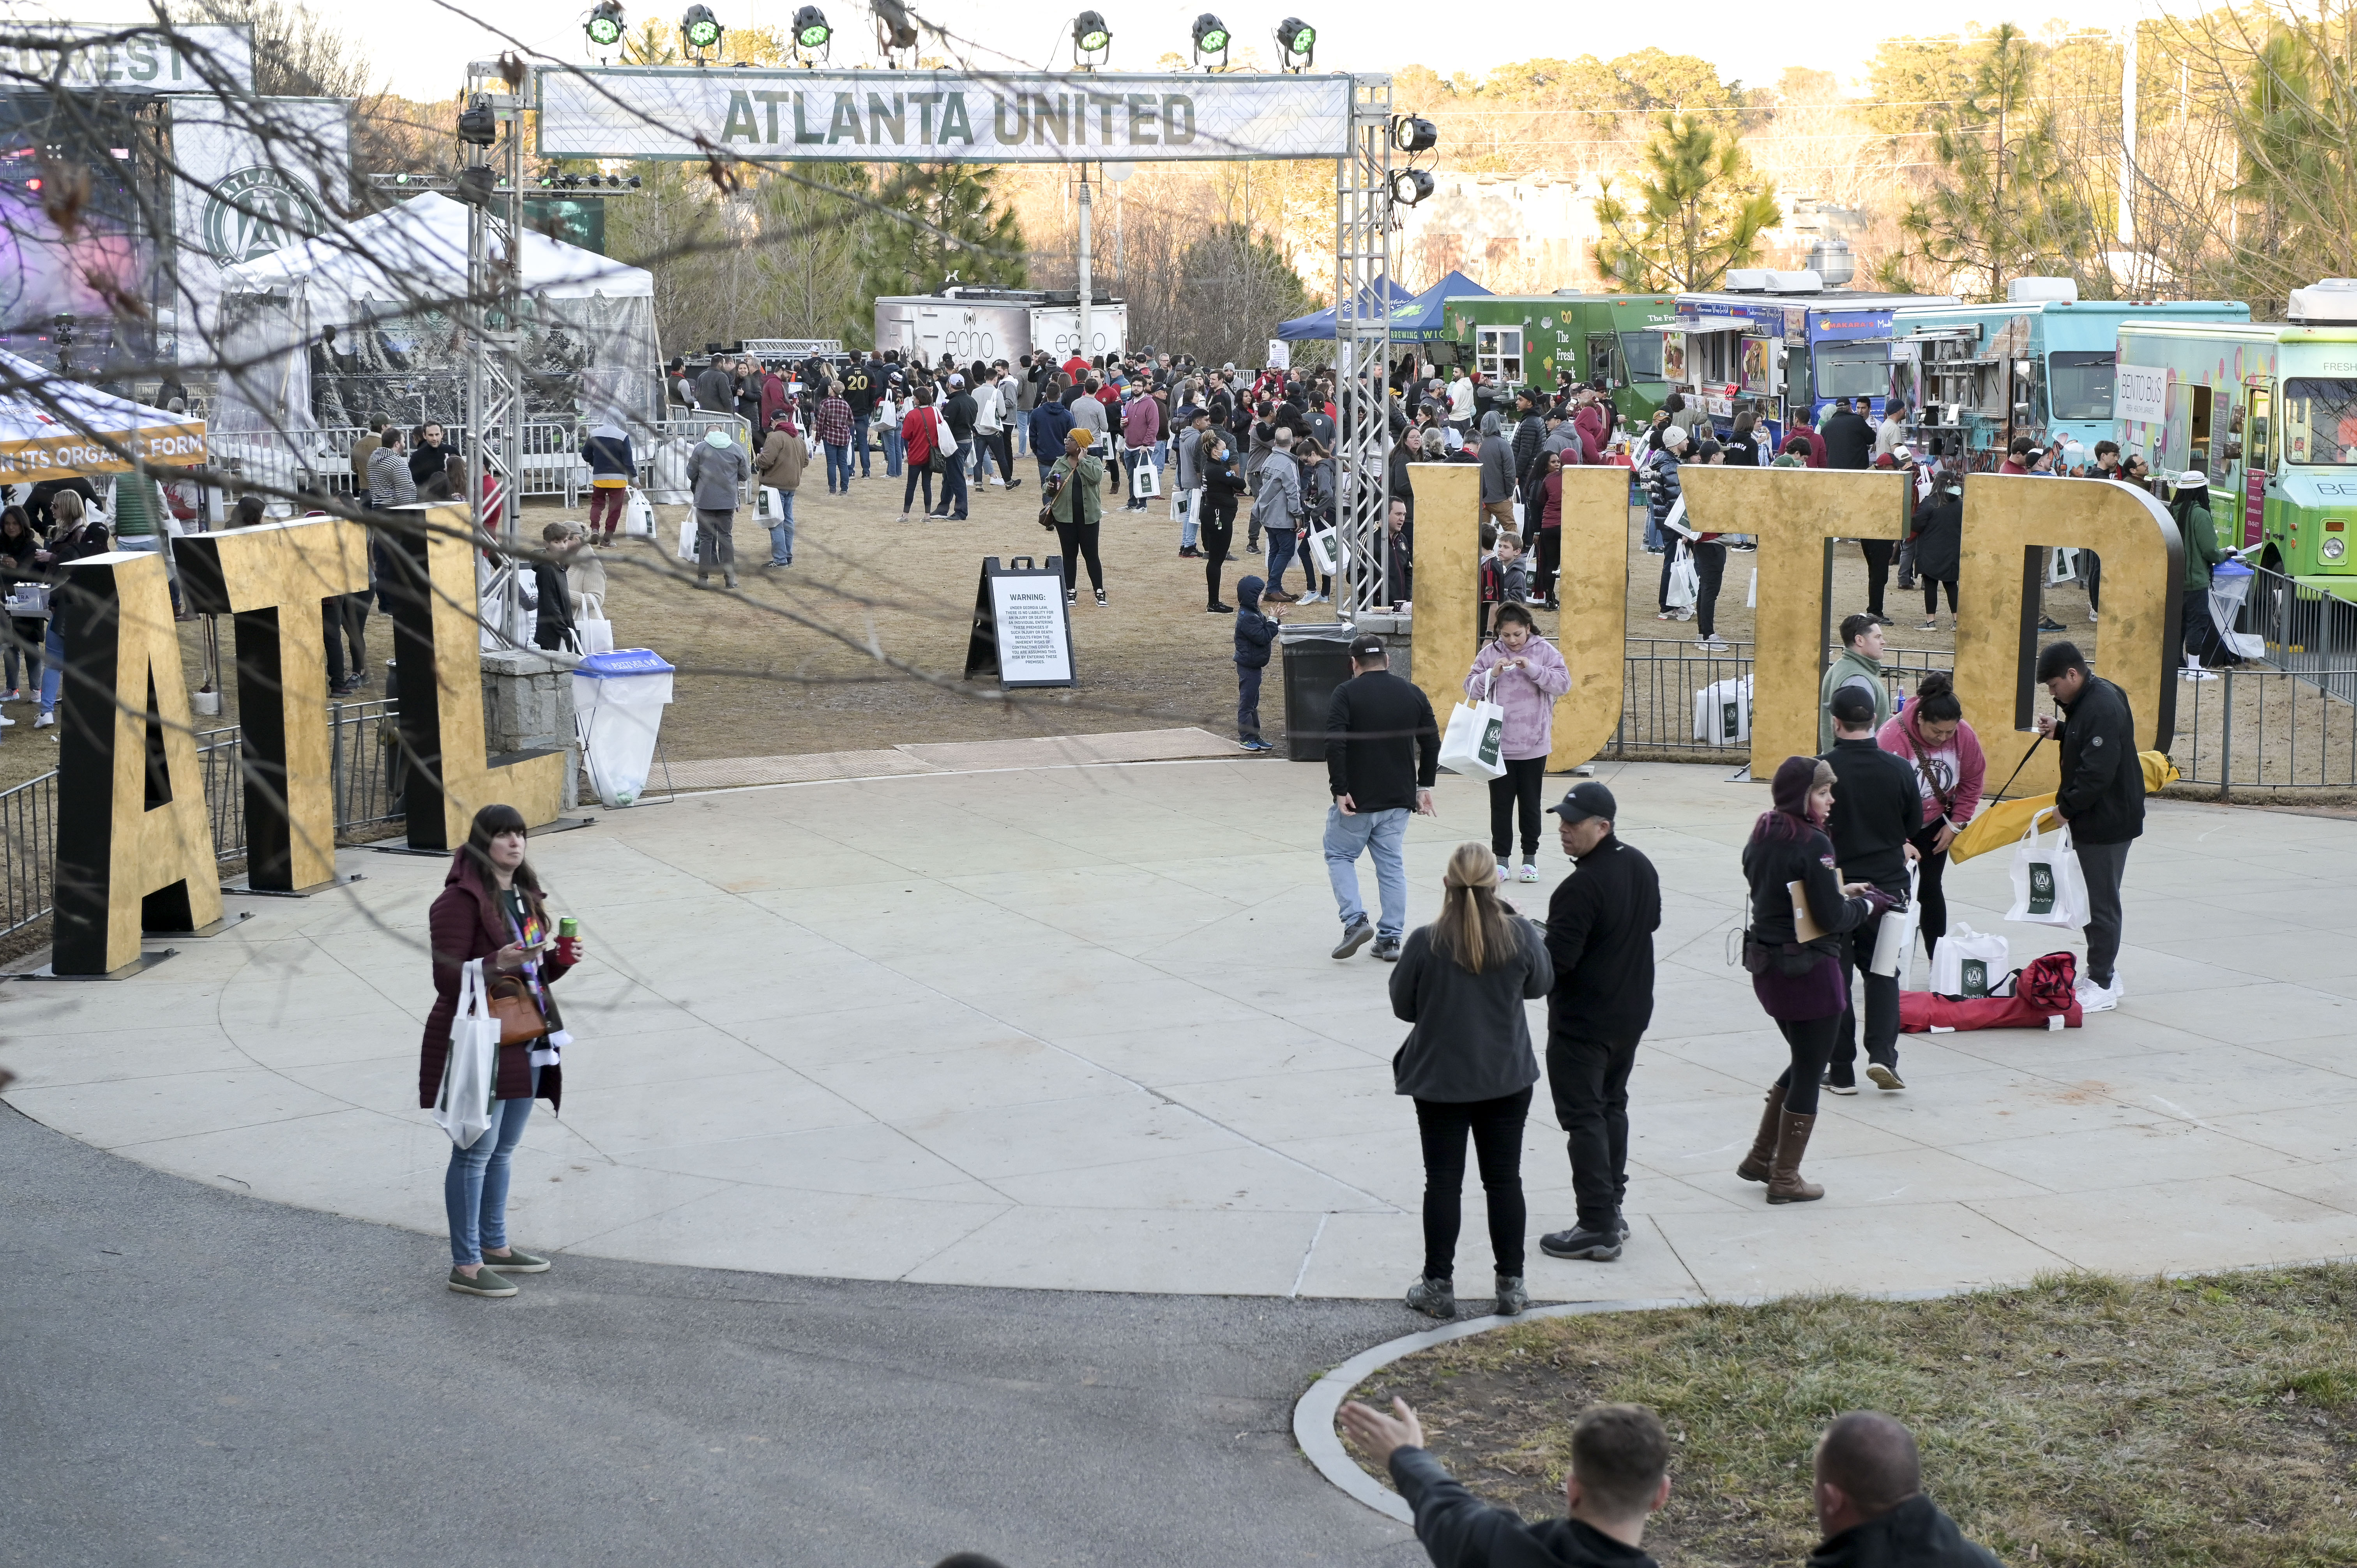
[2032, 641, 2141, 1013]
[685, 428, 749, 590]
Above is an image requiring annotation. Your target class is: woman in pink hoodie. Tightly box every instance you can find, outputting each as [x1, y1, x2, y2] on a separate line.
[1876, 671, 1985, 957]
[1466, 602, 1573, 883]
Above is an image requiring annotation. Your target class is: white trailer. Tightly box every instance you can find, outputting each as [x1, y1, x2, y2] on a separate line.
[873, 289, 1126, 367]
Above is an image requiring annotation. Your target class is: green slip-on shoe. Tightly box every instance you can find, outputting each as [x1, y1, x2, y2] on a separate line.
[479, 1247, 549, 1274]
[448, 1266, 518, 1297]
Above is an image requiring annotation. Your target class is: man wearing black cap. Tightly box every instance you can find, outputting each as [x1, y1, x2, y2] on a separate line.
[1324, 633, 1440, 962]
[1537, 781, 1662, 1263]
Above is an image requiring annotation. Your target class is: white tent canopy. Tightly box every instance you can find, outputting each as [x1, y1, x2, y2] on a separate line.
[0, 350, 204, 486]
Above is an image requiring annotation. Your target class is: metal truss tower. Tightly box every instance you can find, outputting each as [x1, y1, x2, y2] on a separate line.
[462, 61, 526, 556]
[1335, 75, 1394, 622]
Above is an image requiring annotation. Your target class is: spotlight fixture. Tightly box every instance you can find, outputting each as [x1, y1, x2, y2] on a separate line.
[584, 0, 627, 48]
[456, 96, 499, 147]
[1389, 168, 1433, 205]
[1190, 12, 1229, 65]
[792, 5, 831, 50]
[457, 164, 499, 207]
[680, 4, 723, 53]
[873, 0, 919, 53]
[1071, 10, 1110, 64]
[1391, 114, 1436, 154]
[1274, 16, 1315, 70]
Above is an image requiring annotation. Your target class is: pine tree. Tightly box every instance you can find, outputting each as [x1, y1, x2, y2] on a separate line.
[861, 164, 1028, 299]
[1590, 114, 1781, 290]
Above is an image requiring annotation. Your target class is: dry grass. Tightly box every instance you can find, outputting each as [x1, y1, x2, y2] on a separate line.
[1346, 1265, 2357, 1568]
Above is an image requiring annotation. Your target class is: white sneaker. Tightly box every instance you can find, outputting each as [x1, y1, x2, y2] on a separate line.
[2181, 667, 2218, 682]
[0, 712, 14, 727]
[990, 478, 1005, 487]
[1518, 861, 1539, 883]
[33, 710, 52, 728]
[2075, 975, 2122, 1013]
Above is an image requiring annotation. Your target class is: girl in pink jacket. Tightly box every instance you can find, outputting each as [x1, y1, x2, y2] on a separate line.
[1466, 602, 1573, 882]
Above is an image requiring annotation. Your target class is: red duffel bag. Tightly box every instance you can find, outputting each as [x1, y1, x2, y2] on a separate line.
[1900, 952, 2083, 1032]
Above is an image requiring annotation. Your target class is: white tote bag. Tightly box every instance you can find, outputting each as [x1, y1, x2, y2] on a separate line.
[1438, 668, 1508, 780]
[1131, 460, 1161, 500]
[1868, 864, 1921, 979]
[1306, 526, 1340, 577]
[675, 510, 700, 563]
[623, 488, 656, 538]
[1664, 543, 1699, 609]
[2006, 809, 2088, 929]
[432, 959, 500, 1150]
[1930, 924, 2009, 996]
[1692, 674, 1752, 745]
[575, 592, 614, 656]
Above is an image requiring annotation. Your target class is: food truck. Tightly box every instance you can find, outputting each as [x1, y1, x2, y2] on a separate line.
[1890, 279, 2248, 467]
[2116, 279, 2357, 593]
[1661, 272, 1959, 452]
[1442, 292, 1678, 423]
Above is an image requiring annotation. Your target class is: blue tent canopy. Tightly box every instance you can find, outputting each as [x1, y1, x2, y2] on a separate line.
[1276, 270, 1492, 343]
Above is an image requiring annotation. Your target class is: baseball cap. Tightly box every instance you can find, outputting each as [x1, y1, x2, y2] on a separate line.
[1548, 781, 1617, 825]
[1347, 633, 1387, 660]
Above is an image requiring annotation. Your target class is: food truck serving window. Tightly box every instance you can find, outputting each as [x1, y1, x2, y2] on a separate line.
[1811, 340, 1889, 400]
[1618, 331, 1664, 380]
[1475, 327, 1523, 383]
[2283, 378, 2357, 465]
[2048, 351, 2115, 421]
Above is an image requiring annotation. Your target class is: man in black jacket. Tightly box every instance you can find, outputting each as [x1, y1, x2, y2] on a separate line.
[1808, 1412, 2001, 1568]
[1343, 1396, 1670, 1568]
[2034, 641, 2142, 1010]
[1511, 387, 1549, 540]
[1822, 685, 1923, 1092]
[1821, 397, 1892, 623]
[1535, 783, 1662, 1263]
[1325, 634, 1438, 961]
[935, 375, 977, 521]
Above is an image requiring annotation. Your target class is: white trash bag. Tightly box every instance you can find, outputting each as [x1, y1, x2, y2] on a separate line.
[1664, 543, 1699, 609]
[2005, 808, 2088, 929]
[432, 959, 500, 1149]
[1438, 667, 1508, 780]
[1929, 923, 2009, 997]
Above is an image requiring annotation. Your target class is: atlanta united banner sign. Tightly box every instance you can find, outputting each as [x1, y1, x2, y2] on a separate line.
[534, 67, 1354, 162]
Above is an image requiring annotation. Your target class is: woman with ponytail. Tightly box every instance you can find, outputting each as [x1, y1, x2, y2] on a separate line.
[1735, 758, 1885, 1204]
[1387, 842, 1555, 1320]
[1877, 671, 1984, 957]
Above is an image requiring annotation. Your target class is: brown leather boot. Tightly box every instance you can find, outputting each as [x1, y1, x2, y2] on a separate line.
[1766, 1112, 1825, 1204]
[1734, 1086, 1783, 1184]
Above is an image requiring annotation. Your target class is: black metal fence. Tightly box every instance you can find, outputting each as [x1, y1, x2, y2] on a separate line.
[0, 699, 404, 940]
[1611, 638, 1956, 758]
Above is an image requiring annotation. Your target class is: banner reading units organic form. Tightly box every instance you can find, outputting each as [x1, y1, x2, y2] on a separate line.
[535, 68, 1354, 162]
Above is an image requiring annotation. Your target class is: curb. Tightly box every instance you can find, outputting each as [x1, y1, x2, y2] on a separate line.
[1295, 1287, 1964, 1524]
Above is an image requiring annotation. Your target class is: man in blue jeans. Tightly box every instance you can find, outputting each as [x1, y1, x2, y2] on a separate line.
[1325, 633, 1440, 961]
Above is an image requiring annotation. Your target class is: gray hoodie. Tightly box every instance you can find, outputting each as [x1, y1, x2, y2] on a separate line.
[686, 438, 749, 511]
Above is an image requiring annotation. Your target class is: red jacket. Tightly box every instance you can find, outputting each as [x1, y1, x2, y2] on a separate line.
[419, 854, 575, 1111]
[1574, 405, 1608, 464]
[1062, 355, 1090, 380]
[1876, 709, 1986, 827]
[1790, 422, 1827, 468]
[902, 404, 942, 464]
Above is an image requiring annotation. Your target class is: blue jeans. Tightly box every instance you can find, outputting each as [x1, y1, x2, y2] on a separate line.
[766, 487, 797, 563]
[825, 441, 852, 492]
[1325, 804, 1411, 942]
[973, 434, 1000, 482]
[936, 450, 970, 517]
[1177, 488, 1200, 551]
[882, 428, 905, 477]
[38, 621, 63, 716]
[445, 1082, 534, 1266]
[1015, 418, 1029, 457]
[1266, 528, 1298, 593]
[850, 411, 872, 476]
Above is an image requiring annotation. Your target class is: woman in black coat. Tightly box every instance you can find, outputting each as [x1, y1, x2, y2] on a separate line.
[1387, 842, 1554, 1321]
[1735, 756, 1882, 1204]
[1910, 469, 1965, 630]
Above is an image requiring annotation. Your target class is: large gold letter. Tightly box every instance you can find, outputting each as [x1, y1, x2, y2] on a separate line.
[52, 550, 222, 975]
[1680, 466, 1910, 769]
[1954, 476, 2182, 793]
[175, 518, 371, 892]
[1548, 467, 1633, 769]
[1408, 462, 1481, 724]
[380, 504, 565, 849]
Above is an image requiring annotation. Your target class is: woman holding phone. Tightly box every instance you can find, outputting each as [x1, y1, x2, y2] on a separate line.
[419, 804, 585, 1297]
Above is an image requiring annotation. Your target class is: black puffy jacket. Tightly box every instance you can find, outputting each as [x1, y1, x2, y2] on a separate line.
[2053, 673, 2144, 844]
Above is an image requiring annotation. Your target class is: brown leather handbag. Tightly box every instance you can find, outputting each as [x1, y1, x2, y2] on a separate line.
[486, 973, 547, 1044]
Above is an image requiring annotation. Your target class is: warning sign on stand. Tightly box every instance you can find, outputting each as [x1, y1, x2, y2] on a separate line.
[963, 556, 1075, 687]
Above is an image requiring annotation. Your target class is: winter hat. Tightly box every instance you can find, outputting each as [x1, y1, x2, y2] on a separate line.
[704, 429, 733, 448]
[1770, 754, 1835, 819]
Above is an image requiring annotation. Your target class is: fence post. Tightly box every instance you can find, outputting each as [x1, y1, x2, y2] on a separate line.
[2217, 667, 2233, 802]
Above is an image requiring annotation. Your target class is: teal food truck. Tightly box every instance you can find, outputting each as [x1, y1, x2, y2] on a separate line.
[1891, 279, 2248, 466]
[1442, 293, 1678, 422]
[2117, 280, 2357, 596]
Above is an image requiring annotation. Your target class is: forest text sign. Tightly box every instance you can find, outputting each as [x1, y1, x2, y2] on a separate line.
[535, 68, 1353, 162]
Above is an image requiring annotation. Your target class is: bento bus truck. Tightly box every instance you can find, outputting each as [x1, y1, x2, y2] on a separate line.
[1664, 272, 1960, 452]
[1442, 293, 1678, 424]
[1890, 279, 2249, 468]
[2115, 279, 2357, 596]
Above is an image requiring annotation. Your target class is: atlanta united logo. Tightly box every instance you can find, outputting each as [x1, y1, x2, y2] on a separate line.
[201, 166, 325, 267]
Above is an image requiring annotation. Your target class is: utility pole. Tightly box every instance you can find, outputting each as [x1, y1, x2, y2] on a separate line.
[1076, 166, 1093, 362]
[2118, 25, 2138, 253]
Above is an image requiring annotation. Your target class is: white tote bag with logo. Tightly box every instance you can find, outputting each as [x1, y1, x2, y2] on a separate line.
[623, 488, 656, 538]
[1438, 668, 1508, 780]
[675, 510, 699, 563]
[2005, 809, 2088, 929]
[432, 960, 500, 1150]
[1929, 923, 2010, 997]
[1664, 542, 1699, 609]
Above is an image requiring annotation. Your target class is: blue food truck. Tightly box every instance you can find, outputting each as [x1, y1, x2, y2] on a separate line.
[1657, 271, 1959, 453]
[1890, 279, 2249, 469]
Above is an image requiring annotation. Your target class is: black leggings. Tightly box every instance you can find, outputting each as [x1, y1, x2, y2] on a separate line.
[1692, 540, 1727, 639]
[1860, 539, 1894, 618]
[1772, 1011, 1840, 1116]
[1201, 510, 1235, 605]
[1922, 579, 1958, 613]
[1414, 1087, 1531, 1281]
[1910, 818, 1951, 959]
[1055, 520, 1104, 592]
[1489, 755, 1547, 860]
[1534, 528, 1560, 602]
[901, 465, 935, 515]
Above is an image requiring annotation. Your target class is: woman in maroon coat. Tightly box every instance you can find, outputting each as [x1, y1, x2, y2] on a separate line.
[421, 804, 583, 1297]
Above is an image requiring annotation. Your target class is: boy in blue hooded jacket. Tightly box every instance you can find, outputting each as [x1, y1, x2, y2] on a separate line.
[1234, 574, 1281, 752]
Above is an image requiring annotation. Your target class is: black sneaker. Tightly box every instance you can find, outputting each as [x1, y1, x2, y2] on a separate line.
[1821, 1066, 1859, 1096]
[1331, 917, 1375, 960]
[1539, 1227, 1622, 1262]
[1866, 1060, 1906, 1091]
[2038, 614, 2066, 632]
[1094, 589, 1108, 608]
[1373, 937, 1403, 962]
[1613, 1208, 1631, 1241]
[1405, 1276, 1456, 1319]
[1207, 602, 1233, 613]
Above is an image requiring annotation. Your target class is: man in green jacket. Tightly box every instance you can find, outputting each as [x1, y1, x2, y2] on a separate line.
[2172, 468, 2226, 673]
[1819, 613, 1892, 752]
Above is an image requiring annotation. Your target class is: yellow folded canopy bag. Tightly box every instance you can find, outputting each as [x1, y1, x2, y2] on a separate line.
[1948, 751, 2180, 865]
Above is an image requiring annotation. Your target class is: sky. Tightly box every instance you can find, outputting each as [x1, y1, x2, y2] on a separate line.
[76, 0, 2172, 104]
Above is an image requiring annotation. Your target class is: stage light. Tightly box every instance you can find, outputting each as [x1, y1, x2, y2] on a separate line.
[1391, 115, 1435, 154]
[1389, 168, 1433, 205]
[585, 0, 627, 48]
[1191, 13, 1230, 59]
[873, 0, 919, 51]
[457, 165, 499, 207]
[1274, 16, 1315, 69]
[24, 177, 40, 193]
[456, 97, 499, 146]
[628, 173, 643, 187]
[1071, 10, 1111, 58]
[792, 5, 831, 48]
[680, 5, 723, 51]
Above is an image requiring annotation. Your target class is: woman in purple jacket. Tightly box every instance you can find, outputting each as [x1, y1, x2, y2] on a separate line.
[1465, 603, 1572, 883]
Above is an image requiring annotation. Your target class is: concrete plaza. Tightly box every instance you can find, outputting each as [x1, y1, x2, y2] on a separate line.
[6, 752, 2355, 1303]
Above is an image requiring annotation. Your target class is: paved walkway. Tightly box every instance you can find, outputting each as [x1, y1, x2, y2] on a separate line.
[7, 758, 2355, 1303]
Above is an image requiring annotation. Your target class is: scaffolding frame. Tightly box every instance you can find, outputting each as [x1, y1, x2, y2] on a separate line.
[1335, 76, 1394, 621]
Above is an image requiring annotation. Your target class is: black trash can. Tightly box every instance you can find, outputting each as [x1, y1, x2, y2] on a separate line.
[1278, 622, 1354, 763]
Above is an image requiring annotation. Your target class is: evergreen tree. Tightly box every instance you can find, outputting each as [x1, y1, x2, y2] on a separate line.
[862, 164, 1028, 299]
[1590, 114, 1780, 290]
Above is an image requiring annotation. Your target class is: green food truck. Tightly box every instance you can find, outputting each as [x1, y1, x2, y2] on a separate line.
[1442, 293, 1678, 422]
[2116, 279, 2357, 597]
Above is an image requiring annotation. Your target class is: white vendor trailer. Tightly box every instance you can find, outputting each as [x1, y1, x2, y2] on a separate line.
[874, 287, 1126, 366]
